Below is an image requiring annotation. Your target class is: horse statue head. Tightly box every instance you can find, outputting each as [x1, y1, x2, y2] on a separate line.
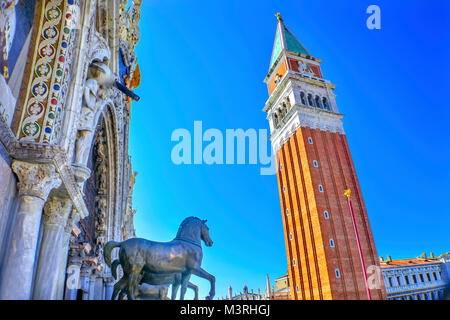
[176, 217, 213, 247]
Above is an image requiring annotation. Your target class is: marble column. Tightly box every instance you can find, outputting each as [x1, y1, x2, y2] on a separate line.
[89, 274, 97, 300]
[56, 210, 81, 299]
[80, 264, 91, 300]
[0, 161, 61, 300]
[94, 273, 104, 300]
[63, 246, 83, 300]
[104, 277, 115, 300]
[33, 196, 73, 299]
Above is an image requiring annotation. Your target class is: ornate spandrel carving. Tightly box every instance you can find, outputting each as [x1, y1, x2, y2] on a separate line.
[94, 129, 108, 193]
[12, 160, 62, 200]
[95, 195, 107, 242]
[88, 31, 111, 64]
[119, 0, 142, 53]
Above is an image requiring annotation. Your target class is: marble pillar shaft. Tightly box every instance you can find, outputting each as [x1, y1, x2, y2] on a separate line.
[56, 231, 72, 300]
[33, 223, 67, 299]
[105, 278, 114, 300]
[64, 258, 82, 300]
[80, 268, 91, 300]
[0, 195, 46, 299]
[0, 161, 61, 300]
[33, 197, 72, 299]
[57, 210, 80, 299]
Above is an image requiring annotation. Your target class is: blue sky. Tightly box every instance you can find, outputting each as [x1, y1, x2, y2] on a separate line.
[129, 1, 450, 299]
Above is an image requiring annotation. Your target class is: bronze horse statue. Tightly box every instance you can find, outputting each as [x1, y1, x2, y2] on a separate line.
[104, 217, 215, 300]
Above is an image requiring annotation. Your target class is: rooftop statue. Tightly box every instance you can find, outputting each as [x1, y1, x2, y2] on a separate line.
[104, 217, 215, 300]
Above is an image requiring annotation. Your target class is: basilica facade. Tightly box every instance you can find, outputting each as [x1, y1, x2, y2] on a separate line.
[0, 0, 141, 300]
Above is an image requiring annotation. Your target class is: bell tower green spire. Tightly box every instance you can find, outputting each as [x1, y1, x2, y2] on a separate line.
[269, 13, 312, 70]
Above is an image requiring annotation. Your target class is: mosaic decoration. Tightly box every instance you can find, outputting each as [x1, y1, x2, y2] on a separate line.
[0, 0, 36, 126]
[18, 0, 80, 143]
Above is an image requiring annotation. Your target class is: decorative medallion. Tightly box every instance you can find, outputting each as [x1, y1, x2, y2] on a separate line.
[18, 0, 81, 144]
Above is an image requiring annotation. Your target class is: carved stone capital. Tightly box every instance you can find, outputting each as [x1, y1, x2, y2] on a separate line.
[42, 196, 73, 227]
[12, 160, 62, 201]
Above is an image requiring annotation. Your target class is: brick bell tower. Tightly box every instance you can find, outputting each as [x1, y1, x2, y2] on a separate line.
[264, 14, 386, 300]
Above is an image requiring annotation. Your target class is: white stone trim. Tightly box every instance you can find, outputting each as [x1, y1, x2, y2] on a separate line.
[270, 105, 345, 153]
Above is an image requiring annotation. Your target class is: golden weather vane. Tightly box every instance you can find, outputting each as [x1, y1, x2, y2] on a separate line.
[275, 12, 283, 22]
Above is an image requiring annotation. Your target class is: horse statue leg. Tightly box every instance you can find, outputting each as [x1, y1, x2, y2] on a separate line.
[126, 271, 143, 300]
[179, 273, 191, 300]
[191, 267, 215, 300]
[112, 276, 128, 300]
[187, 281, 199, 300]
[171, 281, 180, 300]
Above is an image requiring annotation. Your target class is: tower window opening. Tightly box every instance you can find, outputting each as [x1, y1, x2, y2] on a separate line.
[289, 233, 293, 240]
[318, 185, 324, 192]
[322, 97, 330, 111]
[280, 163, 283, 171]
[324, 210, 330, 219]
[300, 92, 307, 105]
[282, 103, 287, 115]
[292, 258, 296, 266]
[313, 160, 319, 167]
[315, 96, 322, 109]
[335, 268, 341, 278]
[308, 137, 313, 144]
[273, 114, 279, 128]
[286, 208, 289, 216]
[329, 238, 335, 248]
[286, 97, 291, 110]
[296, 285, 299, 292]
[307, 94, 314, 107]
[283, 186, 286, 193]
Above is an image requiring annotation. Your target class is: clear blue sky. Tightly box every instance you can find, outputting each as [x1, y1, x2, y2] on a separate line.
[129, 0, 450, 299]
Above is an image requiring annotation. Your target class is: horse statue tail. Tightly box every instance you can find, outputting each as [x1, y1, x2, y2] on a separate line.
[104, 241, 121, 267]
[110, 259, 121, 280]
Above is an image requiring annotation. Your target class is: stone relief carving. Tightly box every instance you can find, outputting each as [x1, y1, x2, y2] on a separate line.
[43, 196, 73, 227]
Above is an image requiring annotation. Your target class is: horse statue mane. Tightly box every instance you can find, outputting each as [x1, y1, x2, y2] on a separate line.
[175, 217, 208, 247]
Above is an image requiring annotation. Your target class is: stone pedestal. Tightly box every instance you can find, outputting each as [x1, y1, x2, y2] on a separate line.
[33, 196, 73, 299]
[0, 161, 61, 300]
